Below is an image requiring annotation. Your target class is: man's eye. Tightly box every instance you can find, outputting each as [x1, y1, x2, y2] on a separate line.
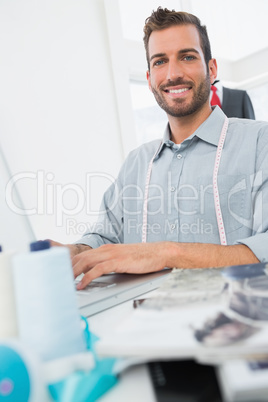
[183, 55, 195, 61]
[154, 59, 165, 66]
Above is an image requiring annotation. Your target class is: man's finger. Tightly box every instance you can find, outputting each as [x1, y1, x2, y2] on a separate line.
[76, 262, 114, 289]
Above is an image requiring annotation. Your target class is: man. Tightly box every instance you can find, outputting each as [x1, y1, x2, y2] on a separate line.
[53, 8, 268, 289]
[210, 80, 255, 119]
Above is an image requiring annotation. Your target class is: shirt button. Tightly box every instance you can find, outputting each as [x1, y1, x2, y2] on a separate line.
[170, 186, 176, 192]
[177, 154, 182, 159]
[170, 224, 176, 230]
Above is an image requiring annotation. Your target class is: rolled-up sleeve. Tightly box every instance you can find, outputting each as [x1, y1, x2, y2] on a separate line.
[236, 233, 268, 262]
[235, 127, 268, 261]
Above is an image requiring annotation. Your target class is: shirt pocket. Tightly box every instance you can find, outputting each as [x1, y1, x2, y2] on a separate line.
[197, 174, 247, 234]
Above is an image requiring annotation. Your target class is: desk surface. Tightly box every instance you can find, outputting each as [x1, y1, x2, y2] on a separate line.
[88, 296, 157, 402]
[99, 364, 155, 402]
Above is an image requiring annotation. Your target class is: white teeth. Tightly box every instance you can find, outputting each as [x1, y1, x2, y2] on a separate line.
[168, 88, 188, 94]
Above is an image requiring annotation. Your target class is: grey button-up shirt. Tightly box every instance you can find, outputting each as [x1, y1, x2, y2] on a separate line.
[76, 107, 268, 262]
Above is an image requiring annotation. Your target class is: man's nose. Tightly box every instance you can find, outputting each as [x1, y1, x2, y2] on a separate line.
[166, 60, 183, 81]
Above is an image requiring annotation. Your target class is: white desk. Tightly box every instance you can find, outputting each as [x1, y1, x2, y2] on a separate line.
[98, 364, 155, 402]
[88, 299, 157, 402]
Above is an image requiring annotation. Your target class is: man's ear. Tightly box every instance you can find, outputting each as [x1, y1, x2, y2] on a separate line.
[146, 70, 152, 92]
[208, 58, 218, 84]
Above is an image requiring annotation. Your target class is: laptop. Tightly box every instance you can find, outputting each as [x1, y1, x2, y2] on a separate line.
[75, 269, 171, 317]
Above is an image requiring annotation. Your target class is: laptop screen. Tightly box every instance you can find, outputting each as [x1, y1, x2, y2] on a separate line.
[0, 143, 35, 251]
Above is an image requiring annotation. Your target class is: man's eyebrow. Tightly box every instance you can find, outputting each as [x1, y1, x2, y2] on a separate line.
[149, 53, 166, 63]
[149, 48, 200, 63]
[179, 48, 200, 55]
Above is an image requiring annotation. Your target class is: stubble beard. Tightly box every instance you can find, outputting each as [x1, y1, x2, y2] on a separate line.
[151, 73, 211, 118]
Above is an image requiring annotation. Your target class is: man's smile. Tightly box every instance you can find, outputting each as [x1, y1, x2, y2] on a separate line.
[166, 88, 189, 94]
[162, 86, 192, 98]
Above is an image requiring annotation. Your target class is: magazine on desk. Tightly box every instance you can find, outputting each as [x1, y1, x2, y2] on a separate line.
[96, 263, 268, 364]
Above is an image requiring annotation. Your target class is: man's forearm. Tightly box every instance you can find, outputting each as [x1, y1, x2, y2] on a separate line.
[165, 242, 260, 269]
[71, 241, 260, 288]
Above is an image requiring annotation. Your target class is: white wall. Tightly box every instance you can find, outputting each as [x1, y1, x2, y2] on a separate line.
[0, 0, 135, 248]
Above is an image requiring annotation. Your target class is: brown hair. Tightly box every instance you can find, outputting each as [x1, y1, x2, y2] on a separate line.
[143, 7, 212, 70]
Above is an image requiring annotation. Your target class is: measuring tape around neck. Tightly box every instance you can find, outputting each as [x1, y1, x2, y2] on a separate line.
[212, 116, 229, 245]
[141, 117, 229, 245]
[141, 142, 162, 243]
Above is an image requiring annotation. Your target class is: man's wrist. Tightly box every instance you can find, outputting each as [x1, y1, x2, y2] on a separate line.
[73, 244, 92, 255]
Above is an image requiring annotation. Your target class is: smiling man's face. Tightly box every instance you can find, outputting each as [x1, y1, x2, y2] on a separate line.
[146, 24, 216, 118]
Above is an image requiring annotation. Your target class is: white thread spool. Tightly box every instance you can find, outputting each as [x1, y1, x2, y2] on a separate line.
[12, 241, 86, 361]
[0, 246, 18, 339]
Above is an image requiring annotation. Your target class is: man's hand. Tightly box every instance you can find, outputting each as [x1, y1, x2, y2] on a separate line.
[73, 242, 169, 289]
[49, 240, 259, 290]
[72, 241, 259, 290]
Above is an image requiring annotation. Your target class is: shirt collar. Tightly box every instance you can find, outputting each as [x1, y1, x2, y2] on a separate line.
[194, 106, 227, 146]
[158, 106, 228, 155]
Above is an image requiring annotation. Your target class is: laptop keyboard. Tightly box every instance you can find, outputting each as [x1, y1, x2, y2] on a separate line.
[75, 280, 117, 295]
